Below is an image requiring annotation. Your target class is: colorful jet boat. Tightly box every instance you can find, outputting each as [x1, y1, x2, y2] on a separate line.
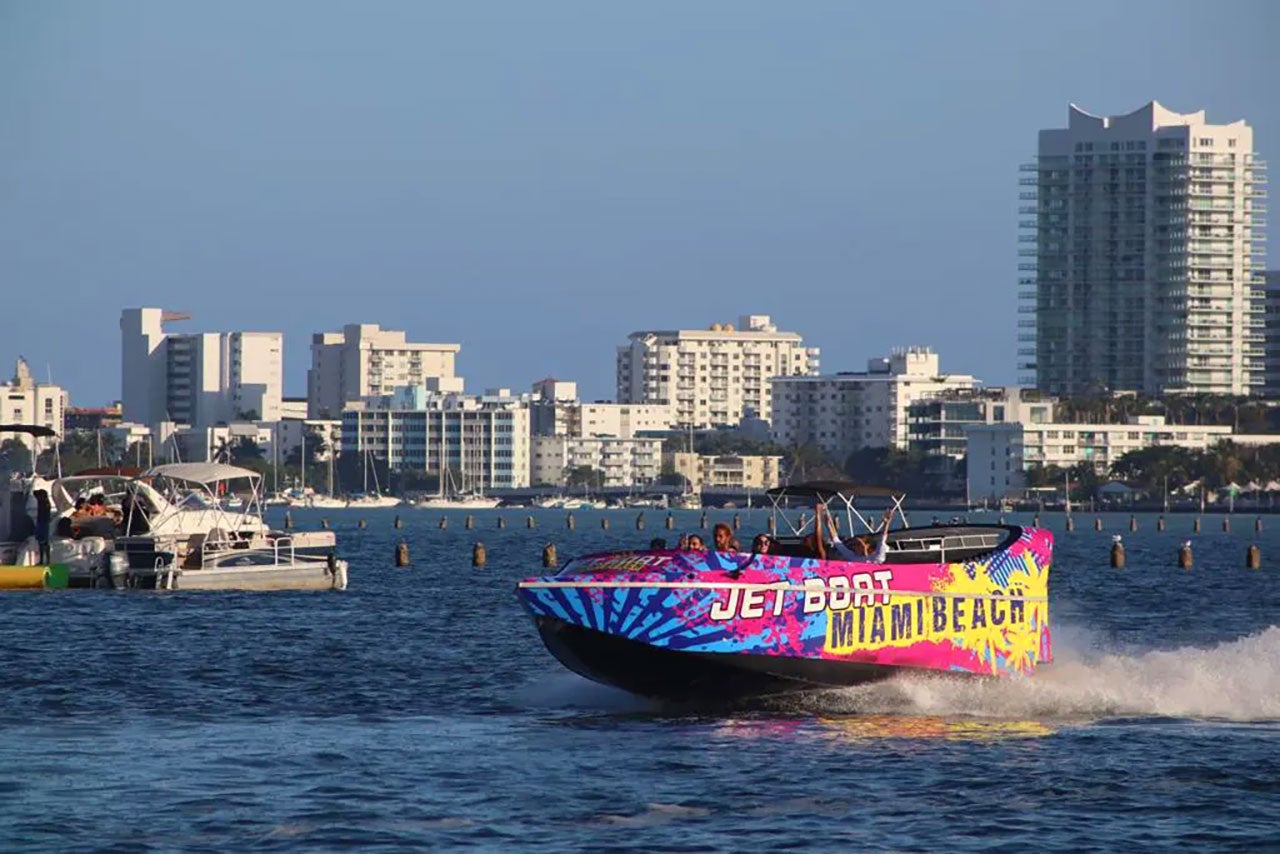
[516, 482, 1052, 700]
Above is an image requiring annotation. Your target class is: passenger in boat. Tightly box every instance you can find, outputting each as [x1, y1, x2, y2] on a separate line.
[751, 534, 773, 554]
[677, 534, 690, 550]
[713, 523, 734, 552]
[32, 488, 51, 563]
[648, 537, 667, 549]
[120, 488, 151, 536]
[848, 508, 896, 563]
[85, 494, 111, 516]
[801, 532, 825, 560]
[686, 534, 706, 551]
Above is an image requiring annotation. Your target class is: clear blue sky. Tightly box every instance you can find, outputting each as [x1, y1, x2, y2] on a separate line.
[2, 0, 1275, 405]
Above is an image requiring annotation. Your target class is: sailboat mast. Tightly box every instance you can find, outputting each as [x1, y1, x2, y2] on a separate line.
[300, 429, 306, 493]
[272, 423, 278, 496]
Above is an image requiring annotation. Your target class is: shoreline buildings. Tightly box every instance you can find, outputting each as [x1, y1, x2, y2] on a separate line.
[967, 416, 1236, 501]
[1, 358, 66, 453]
[616, 315, 818, 429]
[308, 323, 460, 419]
[341, 382, 532, 491]
[120, 308, 284, 427]
[529, 378, 666, 488]
[771, 347, 977, 462]
[1022, 101, 1267, 396]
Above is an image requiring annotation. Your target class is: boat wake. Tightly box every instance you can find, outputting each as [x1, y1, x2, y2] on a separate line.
[521, 626, 1280, 724]
[803, 624, 1280, 724]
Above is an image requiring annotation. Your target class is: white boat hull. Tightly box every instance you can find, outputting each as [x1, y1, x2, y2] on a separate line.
[136, 559, 348, 591]
[415, 497, 501, 510]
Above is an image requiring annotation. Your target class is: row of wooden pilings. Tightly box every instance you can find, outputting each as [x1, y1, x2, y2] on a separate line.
[322, 512, 1271, 535]
[287, 510, 1271, 571]
[394, 537, 1271, 570]
[1048, 515, 1264, 534]
[288, 510, 752, 533]
[1105, 536, 1263, 570]
[380, 511, 752, 569]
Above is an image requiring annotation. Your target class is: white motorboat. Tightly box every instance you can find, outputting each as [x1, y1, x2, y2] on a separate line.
[415, 493, 501, 510]
[347, 493, 403, 509]
[109, 463, 347, 591]
[535, 496, 607, 510]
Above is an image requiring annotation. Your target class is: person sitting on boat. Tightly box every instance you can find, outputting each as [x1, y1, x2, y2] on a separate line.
[849, 508, 896, 563]
[713, 523, 734, 553]
[801, 532, 825, 560]
[751, 534, 774, 554]
[686, 534, 706, 551]
[649, 537, 667, 550]
[817, 504, 860, 561]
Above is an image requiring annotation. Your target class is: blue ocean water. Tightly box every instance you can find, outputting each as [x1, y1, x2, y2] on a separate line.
[2, 508, 1278, 851]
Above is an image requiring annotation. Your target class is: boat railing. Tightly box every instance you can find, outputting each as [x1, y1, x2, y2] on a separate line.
[272, 535, 295, 568]
[887, 531, 1006, 563]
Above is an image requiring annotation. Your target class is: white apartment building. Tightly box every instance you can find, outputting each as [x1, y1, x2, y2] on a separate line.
[771, 347, 978, 462]
[1023, 101, 1268, 396]
[121, 308, 284, 427]
[531, 378, 673, 439]
[907, 387, 1056, 462]
[616, 315, 818, 429]
[307, 324, 460, 418]
[531, 435, 662, 488]
[967, 416, 1234, 501]
[1, 358, 67, 453]
[664, 451, 783, 493]
[342, 386, 531, 490]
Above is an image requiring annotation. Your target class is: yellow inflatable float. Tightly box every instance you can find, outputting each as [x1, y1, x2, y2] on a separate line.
[0, 564, 70, 590]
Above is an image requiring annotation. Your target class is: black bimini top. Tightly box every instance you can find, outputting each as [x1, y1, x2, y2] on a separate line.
[0, 424, 58, 438]
[766, 480, 901, 503]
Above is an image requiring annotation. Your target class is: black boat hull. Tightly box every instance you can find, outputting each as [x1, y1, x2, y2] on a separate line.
[535, 616, 911, 701]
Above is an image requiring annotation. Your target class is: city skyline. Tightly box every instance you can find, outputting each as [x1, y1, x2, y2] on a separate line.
[3, 1, 1276, 405]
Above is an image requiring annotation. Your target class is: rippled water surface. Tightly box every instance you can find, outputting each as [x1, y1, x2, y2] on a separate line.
[2, 509, 1278, 850]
